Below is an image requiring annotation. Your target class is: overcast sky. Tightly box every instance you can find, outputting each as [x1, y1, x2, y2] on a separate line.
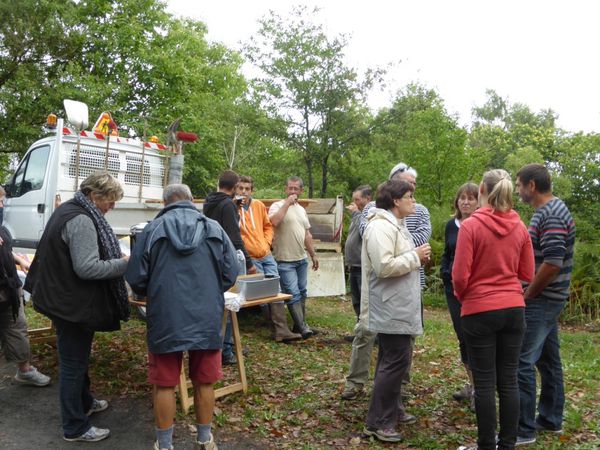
[167, 0, 600, 133]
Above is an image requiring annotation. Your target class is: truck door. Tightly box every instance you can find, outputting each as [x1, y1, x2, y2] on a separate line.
[3, 144, 51, 249]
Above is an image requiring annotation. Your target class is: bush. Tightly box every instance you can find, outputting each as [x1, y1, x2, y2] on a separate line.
[563, 242, 600, 324]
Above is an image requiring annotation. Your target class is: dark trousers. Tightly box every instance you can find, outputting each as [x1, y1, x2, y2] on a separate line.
[348, 267, 362, 319]
[462, 308, 525, 450]
[444, 283, 469, 365]
[365, 333, 413, 429]
[54, 319, 95, 438]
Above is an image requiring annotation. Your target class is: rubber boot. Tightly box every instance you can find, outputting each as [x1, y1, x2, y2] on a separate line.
[287, 302, 314, 339]
[300, 298, 318, 336]
[271, 303, 301, 342]
[260, 304, 271, 323]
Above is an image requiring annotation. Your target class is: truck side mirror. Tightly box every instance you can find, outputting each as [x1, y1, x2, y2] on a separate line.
[64, 99, 89, 131]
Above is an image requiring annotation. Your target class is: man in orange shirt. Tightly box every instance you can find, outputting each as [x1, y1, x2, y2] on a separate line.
[236, 176, 301, 343]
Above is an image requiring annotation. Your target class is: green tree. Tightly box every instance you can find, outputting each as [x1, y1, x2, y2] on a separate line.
[245, 6, 381, 197]
[469, 89, 559, 170]
[0, 0, 80, 163]
[0, 0, 270, 195]
[368, 84, 474, 208]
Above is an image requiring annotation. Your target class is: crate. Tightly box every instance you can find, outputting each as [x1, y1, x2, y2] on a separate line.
[233, 274, 280, 300]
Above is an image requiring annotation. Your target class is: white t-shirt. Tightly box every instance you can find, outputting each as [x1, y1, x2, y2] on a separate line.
[268, 201, 311, 262]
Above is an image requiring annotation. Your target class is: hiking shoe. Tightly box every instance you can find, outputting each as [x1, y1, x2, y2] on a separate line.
[63, 426, 110, 442]
[515, 435, 536, 446]
[398, 412, 417, 425]
[154, 441, 174, 450]
[535, 421, 563, 434]
[453, 383, 473, 402]
[363, 426, 403, 443]
[195, 433, 218, 449]
[87, 398, 109, 416]
[14, 366, 51, 386]
[341, 385, 363, 400]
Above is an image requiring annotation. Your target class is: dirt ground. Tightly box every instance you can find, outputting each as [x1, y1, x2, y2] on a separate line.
[0, 360, 260, 450]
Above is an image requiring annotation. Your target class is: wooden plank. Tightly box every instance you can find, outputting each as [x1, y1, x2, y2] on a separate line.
[28, 326, 56, 345]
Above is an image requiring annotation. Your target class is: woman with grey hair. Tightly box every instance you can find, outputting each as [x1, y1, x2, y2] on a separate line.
[25, 171, 129, 443]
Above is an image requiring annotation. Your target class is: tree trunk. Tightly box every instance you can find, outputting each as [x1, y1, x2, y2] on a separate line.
[320, 153, 330, 198]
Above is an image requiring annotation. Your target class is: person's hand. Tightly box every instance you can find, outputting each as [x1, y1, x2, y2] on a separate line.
[415, 243, 431, 265]
[122, 254, 130, 262]
[346, 203, 358, 213]
[310, 254, 319, 271]
[285, 194, 298, 206]
[247, 265, 257, 275]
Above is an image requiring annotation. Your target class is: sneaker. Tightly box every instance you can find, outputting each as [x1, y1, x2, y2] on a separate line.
[87, 398, 109, 416]
[222, 353, 237, 365]
[515, 435, 536, 446]
[63, 426, 110, 442]
[341, 385, 363, 400]
[398, 412, 417, 425]
[453, 383, 473, 402]
[457, 446, 478, 450]
[154, 441, 174, 450]
[14, 366, 51, 386]
[195, 433, 218, 449]
[363, 426, 403, 443]
[535, 421, 563, 434]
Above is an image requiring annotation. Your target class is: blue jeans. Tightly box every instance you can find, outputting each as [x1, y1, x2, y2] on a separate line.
[518, 298, 566, 438]
[277, 259, 308, 306]
[462, 308, 525, 450]
[252, 254, 279, 277]
[222, 317, 234, 358]
[53, 319, 95, 438]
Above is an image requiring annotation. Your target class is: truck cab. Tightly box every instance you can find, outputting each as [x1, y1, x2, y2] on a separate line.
[3, 101, 172, 250]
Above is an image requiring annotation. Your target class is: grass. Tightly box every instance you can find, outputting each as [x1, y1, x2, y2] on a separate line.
[25, 296, 600, 449]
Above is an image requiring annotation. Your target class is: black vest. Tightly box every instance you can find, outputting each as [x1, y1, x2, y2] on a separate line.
[25, 200, 120, 331]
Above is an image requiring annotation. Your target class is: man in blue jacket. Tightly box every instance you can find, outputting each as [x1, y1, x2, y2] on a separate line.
[126, 184, 238, 450]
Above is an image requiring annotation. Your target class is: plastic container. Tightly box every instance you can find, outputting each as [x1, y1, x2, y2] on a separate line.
[234, 274, 280, 300]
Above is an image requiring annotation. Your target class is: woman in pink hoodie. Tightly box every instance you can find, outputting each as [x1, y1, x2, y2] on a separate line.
[453, 169, 535, 450]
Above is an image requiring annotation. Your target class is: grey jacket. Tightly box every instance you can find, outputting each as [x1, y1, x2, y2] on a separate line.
[359, 208, 423, 335]
[125, 201, 238, 353]
[344, 211, 362, 267]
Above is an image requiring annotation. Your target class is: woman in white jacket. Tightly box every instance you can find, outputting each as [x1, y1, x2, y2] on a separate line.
[362, 180, 431, 443]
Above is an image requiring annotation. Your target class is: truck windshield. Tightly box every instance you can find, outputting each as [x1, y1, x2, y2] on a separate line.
[8, 145, 50, 197]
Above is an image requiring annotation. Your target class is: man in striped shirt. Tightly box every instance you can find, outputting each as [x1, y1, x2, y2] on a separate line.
[515, 164, 575, 446]
[341, 162, 431, 426]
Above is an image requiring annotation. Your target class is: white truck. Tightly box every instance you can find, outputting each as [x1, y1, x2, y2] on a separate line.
[3, 100, 346, 297]
[3, 100, 185, 250]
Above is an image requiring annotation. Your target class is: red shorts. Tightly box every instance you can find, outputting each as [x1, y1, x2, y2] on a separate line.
[148, 349, 223, 387]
